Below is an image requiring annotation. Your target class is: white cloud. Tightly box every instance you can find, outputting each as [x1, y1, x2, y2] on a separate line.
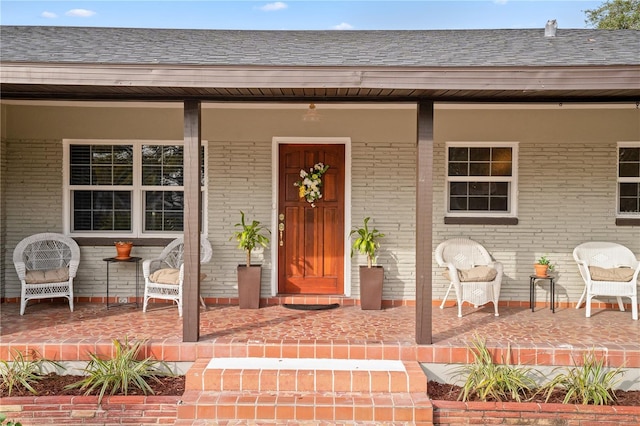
[259, 2, 288, 12]
[65, 9, 96, 18]
[41, 11, 58, 19]
[332, 22, 354, 30]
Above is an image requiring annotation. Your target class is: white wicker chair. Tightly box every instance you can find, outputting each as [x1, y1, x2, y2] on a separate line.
[435, 238, 504, 317]
[573, 242, 639, 320]
[13, 233, 80, 315]
[142, 236, 212, 316]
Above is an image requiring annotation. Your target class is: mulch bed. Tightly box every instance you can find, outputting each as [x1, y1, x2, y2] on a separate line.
[3, 375, 638, 406]
[0, 374, 185, 398]
[427, 380, 640, 406]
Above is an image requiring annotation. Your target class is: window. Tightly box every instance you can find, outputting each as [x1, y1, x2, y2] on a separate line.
[64, 140, 207, 237]
[445, 142, 518, 217]
[618, 142, 640, 216]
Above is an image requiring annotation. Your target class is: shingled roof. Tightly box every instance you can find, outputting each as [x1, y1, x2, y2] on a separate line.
[1, 25, 639, 101]
[2, 26, 639, 67]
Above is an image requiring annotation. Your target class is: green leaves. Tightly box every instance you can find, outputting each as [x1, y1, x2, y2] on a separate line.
[452, 338, 625, 405]
[585, 0, 640, 29]
[0, 349, 63, 397]
[536, 254, 555, 271]
[539, 351, 624, 405]
[231, 211, 270, 266]
[453, 335, 536, 402]
[350, 217, 385, 268]
[0, 413, 22, 426]
[537, 254, 551, 265]
[64, 337, 173, 404]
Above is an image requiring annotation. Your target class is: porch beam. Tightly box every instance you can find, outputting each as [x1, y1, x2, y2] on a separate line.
[183, 100, 202, 342]
[416, 100, 434, 345]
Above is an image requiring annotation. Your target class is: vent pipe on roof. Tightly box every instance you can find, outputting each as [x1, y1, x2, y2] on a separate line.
[545, 19, 557, 37]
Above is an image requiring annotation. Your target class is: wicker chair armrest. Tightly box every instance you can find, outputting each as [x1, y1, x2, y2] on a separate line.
[14, 261, 26, 280]
[631, 262, 640, 282]
[444, 263, 461, 284]
[489, 261, 504, 277]
[627, 259, 640, 270]
[68, 259, 80, 278]
[613, 260, 640, 273]
[142, 258, 165, 278]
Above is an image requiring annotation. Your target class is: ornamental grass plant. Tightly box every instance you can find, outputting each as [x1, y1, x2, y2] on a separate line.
[538, 350, 624, 405]
[64, 337, 174, 403]
[0, 349, 63, 396]
[453, 335, 537, 402]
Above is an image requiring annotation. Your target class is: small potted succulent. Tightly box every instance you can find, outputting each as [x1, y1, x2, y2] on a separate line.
[231, 211, 270, 309]
[350, 217, 385, 310]
[534, 254, 554, 277]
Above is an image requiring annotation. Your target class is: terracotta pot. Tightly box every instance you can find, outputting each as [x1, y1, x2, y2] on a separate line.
[237, 265, 261, 309]
[534, 264, 549, 277]
[359, 265, 384, 310]
[115, 242, 133, 259]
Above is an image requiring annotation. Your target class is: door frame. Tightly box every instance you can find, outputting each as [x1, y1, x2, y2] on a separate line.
[271, 136, 352, 297]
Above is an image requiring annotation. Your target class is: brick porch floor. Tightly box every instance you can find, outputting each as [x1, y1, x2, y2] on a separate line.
[2, 299, 639, 424]
[1, 299, 638, 368]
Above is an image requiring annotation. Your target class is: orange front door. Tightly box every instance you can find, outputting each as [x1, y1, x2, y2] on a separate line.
[278, 144, 345, 295]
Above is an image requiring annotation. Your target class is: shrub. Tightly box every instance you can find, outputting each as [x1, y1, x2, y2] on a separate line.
[539, 350, 624, 405]
[453, 335, 537, 402]
[0, 413, 22, 426]
[65, 337, 174, 403]
[0, 349, 63, 396]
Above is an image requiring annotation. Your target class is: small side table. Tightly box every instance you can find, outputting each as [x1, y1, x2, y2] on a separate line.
[529, 274, 556, 313]
[103, 257, 142, 309]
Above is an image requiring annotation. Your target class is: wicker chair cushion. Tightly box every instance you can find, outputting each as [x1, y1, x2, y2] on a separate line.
[25, 267, 69, 284]
[588, 266, 635, 282]
[443, 265, 497, 282]
[150, 268, 207, 285]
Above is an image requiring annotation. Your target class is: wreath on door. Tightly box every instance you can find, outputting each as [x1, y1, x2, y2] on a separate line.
[294, 162, 329, 207]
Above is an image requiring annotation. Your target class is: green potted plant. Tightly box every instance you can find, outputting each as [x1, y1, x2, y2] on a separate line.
[534, 254, 554, 277]
[231, 211, 270, 309]
[350, 217, 385, 310]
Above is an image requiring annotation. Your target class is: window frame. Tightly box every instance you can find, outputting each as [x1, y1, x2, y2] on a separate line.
[617, 141, 640, 218]
[63, 139, 208, 238]
[444, 141, 519, 219]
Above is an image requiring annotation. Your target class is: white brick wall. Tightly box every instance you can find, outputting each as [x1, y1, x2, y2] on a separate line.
[206, 139, 273, 299]
[2, 104, 638, 308]
[433, 107, 640, 306]
[350, 140, 417, 300]
[4, 139, 66, 297]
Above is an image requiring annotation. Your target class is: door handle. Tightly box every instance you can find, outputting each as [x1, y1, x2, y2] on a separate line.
[278, 216, 285, 246]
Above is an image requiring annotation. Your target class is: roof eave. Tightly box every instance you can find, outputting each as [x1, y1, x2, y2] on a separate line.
[2, 63, 639, 102]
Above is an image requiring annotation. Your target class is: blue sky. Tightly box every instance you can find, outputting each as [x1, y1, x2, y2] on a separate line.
[1, 1, 602, 30]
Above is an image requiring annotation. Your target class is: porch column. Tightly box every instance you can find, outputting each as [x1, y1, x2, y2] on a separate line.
[416, 101, 434, 345]
[183, 100, 202, 342]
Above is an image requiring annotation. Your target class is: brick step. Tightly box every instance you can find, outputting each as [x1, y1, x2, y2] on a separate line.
[175, 418, 431, 425]
[178, 358, 432, 423]
[187, 358, 427, 393]
[174, 421, 426, 426]
[177, 390, 433, 424]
